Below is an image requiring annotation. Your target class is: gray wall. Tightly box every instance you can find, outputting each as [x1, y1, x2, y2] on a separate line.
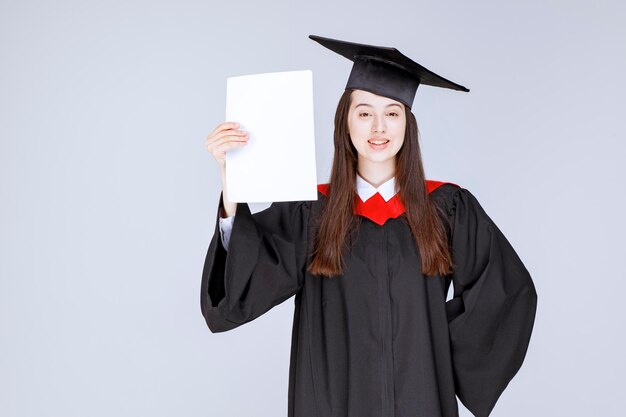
[1, 0, 624, 416]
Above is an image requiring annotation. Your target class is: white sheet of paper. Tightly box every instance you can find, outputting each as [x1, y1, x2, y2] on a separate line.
[224, 70, 318, 204]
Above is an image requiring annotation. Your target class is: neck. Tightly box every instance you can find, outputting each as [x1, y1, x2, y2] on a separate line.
[357, 157, 396, 188]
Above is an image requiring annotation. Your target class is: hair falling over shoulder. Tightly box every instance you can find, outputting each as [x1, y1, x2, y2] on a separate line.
[307, 89, 454, 278]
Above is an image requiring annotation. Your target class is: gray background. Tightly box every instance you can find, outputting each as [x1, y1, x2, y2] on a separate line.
[1, 0, 624, 416]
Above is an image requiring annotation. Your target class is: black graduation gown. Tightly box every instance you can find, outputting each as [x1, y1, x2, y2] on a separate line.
[200, 182, 538, 417]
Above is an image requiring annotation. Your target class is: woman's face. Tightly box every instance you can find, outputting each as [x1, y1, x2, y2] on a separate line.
[347, 89, 406, 165]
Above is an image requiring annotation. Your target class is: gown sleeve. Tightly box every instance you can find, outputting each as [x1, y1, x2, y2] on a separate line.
[445, 187, 538, 417]
[200, 191, 310, 333]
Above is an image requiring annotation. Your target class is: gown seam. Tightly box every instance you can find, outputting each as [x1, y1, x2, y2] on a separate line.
[385, 224, 396, 416]
[304, 293, 321, 417]
[379, 224, 387, 417]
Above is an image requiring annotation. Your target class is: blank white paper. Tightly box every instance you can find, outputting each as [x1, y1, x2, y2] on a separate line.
[224, 69, 318, 203]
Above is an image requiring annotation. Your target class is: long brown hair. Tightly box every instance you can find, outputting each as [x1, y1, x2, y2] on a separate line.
[307, 88, 453, 278]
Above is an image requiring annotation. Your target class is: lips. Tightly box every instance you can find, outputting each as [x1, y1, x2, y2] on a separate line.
[368, 138, 390, 145]
[367, 137, 390, 150]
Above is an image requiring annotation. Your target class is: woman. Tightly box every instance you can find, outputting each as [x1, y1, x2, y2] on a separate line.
[201, 35, 538, 417]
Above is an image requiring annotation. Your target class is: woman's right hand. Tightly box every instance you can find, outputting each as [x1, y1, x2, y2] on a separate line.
[204, 121, 249, 174]
[204, 121, 249, 218]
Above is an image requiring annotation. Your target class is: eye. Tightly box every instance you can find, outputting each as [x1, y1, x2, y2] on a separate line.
[388, 112, 399, 117]
[359, 112, 370, 117]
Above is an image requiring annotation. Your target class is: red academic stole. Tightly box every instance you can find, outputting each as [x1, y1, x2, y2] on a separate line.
[316, 180, 457, 226]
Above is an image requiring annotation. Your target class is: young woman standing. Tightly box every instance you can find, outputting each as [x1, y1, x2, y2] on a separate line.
[201, 34, 537, 417]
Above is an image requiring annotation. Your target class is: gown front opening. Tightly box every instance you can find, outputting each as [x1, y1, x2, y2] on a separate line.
[200, 181, 538, 417]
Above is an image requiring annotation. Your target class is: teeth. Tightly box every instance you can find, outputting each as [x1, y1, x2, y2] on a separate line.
[369, 140, 389, 145]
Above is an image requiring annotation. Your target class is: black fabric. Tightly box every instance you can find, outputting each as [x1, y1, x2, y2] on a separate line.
[346, 56, 421, 109]
[309, 34, 470, 108]
[200, 184, 538, 417]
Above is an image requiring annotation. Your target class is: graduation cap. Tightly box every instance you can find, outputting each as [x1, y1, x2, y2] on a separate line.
[309, 34, 469, 108]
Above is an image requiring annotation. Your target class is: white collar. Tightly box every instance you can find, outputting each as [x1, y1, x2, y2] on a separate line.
[356, 173, 397, 202]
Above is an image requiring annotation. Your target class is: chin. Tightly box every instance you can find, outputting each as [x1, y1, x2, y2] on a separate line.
[362, 153, 395, 163]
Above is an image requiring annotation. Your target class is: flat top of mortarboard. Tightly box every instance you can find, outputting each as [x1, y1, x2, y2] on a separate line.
[308, 34, 469, 93]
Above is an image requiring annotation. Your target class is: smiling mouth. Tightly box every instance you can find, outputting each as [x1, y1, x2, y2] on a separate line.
[368, 139, 390, 145]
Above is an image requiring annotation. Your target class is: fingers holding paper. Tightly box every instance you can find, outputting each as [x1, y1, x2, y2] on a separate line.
[204, 121, 249, 171]
[205, 121, 249, 217]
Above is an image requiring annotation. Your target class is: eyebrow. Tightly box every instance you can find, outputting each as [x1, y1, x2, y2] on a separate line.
[354, 103, 402, 109]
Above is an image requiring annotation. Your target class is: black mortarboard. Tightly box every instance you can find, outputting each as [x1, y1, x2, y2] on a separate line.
[309, 34, 469, 108]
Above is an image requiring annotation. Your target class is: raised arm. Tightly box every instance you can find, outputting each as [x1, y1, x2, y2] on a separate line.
[204, 120, 249, 217]
[201, 121, 309, 333]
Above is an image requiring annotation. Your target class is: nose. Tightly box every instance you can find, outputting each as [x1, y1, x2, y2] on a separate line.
[372, 114, 386, 134]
